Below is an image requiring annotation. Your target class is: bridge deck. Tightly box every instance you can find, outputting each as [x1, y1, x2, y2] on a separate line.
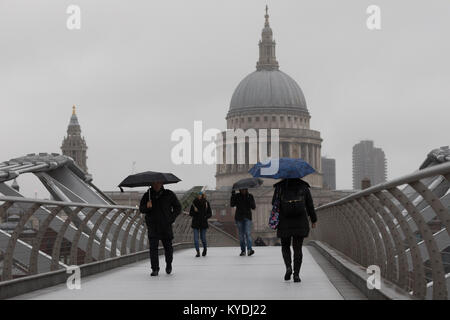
[12, 246, 365, 300]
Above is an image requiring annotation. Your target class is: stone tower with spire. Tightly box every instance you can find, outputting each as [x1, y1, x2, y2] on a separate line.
[61, 106, 89, 173]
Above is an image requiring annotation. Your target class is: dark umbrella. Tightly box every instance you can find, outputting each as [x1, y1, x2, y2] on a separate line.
[118, 171, 181, 192]
[232, 177, 263, 191]
[249, 157, 315, 179]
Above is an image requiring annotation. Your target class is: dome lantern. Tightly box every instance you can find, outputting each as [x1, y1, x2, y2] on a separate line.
[256, 5, 279, 71]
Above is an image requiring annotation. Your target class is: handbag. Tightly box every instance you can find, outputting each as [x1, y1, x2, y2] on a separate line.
[269, 185, 281, 230]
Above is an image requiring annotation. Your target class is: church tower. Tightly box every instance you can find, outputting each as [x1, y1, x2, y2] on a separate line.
[61, 106, 89, 173]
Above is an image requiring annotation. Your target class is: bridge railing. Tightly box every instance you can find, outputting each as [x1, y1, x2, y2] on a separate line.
[310, 161, 450, 300]
[0, 196, 147, 282]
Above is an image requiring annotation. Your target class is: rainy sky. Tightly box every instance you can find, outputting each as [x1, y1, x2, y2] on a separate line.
[0, 0, 449, 197]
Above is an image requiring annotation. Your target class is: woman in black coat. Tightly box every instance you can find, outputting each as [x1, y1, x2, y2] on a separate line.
[272, 178, 317, 283]
[189, 192, 212, 257]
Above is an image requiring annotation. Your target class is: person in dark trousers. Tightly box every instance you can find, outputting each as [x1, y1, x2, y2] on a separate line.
[230, 188, 256, 256]
[272, 178, 317, 283]
[189, 191, 212, 257]
[139, 181, 181, 276]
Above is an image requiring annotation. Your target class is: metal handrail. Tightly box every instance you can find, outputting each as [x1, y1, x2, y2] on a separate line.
[0, 186, 203, 283]
[317, 161, 450, 210]
[310, 161, 450, 300]
[0, 196, 144, 282]
[0, 195, 137, 210]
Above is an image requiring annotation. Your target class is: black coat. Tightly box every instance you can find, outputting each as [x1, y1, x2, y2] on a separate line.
[139, 187, 181, 240]
[189, 198, 212, 229]
[272, 179, 317, 238]
[230, 192, 256, 221]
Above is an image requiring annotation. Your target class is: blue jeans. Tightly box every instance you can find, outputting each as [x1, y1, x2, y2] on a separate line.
[236, 218, 253, 252]
[193, 228, 207, 251]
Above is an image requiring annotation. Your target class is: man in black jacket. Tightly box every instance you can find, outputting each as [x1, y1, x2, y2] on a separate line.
[230, 188, 256, 256]
[139, 182, 181, 276]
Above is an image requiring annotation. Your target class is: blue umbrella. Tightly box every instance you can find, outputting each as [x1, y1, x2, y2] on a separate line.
[248, 157, 315, 179]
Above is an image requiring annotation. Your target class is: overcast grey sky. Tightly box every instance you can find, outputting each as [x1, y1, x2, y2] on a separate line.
[1, 0, 449, 197]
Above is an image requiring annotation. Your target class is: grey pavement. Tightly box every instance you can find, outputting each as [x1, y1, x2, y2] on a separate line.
[12, 246, 354, 300]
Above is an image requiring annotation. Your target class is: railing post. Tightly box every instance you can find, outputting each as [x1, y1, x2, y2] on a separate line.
[388, 187, 447, 300]
[96, 208, 126, 261]
[110, 209, 134, 258]
[29, 205, 64, 274]
[336, 205, 363, 265]
[357, 197, 396, 280]
[2, 203, 41, 280]
[409, 180, 450, 239]
[79, 208, 112, 264]
[69, 207, 99, 265]
[51, 207, 84, 271]
[0, 201, 14, 221]
[342, 203, 373, 267]
[139, 223, 148, 251]
[349, 200, 380, 267]
[364, 194, 409, 290]
[352, 199, 388, 276]
[120, 209, 140, 255]
[375, 191, 427, 299]
[130, 215, 145, 253]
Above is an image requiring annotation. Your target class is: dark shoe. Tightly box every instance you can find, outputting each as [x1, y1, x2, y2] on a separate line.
[195, 250, 200, 258]
[239, 251, 246, 256]
[150, 270, 159, 277]
[248, 249, 255, 256]
[284, 266, 292, 281]
[293, 274, 301, 283]
[202, 248, 207, 256]
[166, 264, 172, 274]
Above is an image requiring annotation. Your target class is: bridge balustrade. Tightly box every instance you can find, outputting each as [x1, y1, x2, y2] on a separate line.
[310, 162, 450, 300]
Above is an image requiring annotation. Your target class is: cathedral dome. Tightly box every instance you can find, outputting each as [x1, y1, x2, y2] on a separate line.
[227, 6, 308, 115]
[229, 69, 307, 112]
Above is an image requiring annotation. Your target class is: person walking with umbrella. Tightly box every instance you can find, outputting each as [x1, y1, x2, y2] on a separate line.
[273, 178, 317, 283]
[249, 158, 318, 282]
[189, 191, 212, 257]
[139, 181, 181, 276]
[120, 171, 182, 277]
[230, 187, 256, 256]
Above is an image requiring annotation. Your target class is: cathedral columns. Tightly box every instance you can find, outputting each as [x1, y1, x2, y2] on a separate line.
[317, 146, 321, 172]
[305, 144, 309, 164]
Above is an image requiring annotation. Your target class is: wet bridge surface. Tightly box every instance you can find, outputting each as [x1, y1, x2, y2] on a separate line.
[12, 246, 366, 300]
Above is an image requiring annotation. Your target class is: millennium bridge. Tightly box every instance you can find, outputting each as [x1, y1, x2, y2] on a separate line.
[0, 148, 449, 300]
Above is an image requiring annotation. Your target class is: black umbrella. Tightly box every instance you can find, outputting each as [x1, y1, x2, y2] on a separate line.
[118, 171, 181, 192]
[232, 177, 263, 191]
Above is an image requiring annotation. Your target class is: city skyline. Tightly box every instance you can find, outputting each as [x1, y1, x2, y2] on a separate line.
[1, 1, 449, 198]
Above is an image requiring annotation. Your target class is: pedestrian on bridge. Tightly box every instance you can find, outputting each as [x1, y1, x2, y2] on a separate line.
[230, 188, 256, 256]
[189, 191, 212, 257]
[139, 181, 182, 277]
[272, 178, 317, 283]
